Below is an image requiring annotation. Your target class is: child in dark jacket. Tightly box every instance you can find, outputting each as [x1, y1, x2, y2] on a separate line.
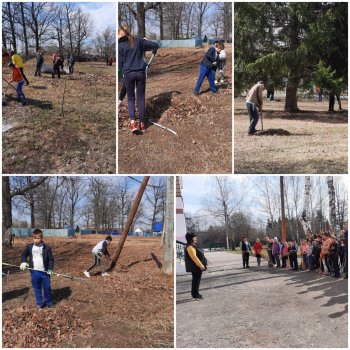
[194, 42, 224, 95]
[20, 229, 54, 308]
[118, 25, 159, 133]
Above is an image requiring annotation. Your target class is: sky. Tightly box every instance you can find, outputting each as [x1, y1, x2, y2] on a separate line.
[11, 176, 166, 228]
[77, 2, 116, 35]
[181, 175, 348, 226]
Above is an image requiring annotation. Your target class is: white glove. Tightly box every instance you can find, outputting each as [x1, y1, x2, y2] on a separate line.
[212, 62, 217, 67]
[20, 262, 29, 271]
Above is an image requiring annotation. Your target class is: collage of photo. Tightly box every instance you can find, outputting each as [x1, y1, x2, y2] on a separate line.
[1, 1, 348, 349]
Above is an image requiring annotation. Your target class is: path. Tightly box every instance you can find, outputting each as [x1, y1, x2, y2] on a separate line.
[176, 251, 347, 348]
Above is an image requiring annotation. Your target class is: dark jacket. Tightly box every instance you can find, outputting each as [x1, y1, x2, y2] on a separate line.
[185, 244, 207, 273]
[118, 36, 158, 73]
[201, 47, 218, 70]
[36, 54, 44, 65]
[21, 242, 54, 271]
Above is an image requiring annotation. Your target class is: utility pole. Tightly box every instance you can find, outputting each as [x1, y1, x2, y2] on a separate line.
[280, 176, 287, 242]
[164, 177, 174, 274]
[109, 176, 150, 269]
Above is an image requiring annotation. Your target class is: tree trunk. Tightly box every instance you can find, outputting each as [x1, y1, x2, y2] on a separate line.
[280, 177, 287, 242]
[300, 176, 312, 236]
[164, 177, 174, 274]
[137, 3, 146, 38]
[2, 177, 13, 247]
[7, 3, 17, 51]
[327, 176, 336, 230]
[159, 4, 164, 40]
[31, 3, 40, 52]
[284, 80, 299, 112]
[20, 3, 29, 59]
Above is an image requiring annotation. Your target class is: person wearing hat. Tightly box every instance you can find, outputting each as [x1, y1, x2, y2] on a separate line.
[246, 81, 265, 135]
[184, 232, 207, 299]
[83, 235, 112, 277]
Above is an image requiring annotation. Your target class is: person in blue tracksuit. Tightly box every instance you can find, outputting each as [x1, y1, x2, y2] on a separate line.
[20, 229, 54, 308]
[194, 42, 224, 96]
[118, 25, 158, 133]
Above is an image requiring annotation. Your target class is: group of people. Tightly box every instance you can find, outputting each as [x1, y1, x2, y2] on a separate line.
[241, 231, 348, 279]
[19, 229, 113, 309]
[51, 52, 76, 78]
[118, 24, 227, 134]
[2, 49, 76, 106]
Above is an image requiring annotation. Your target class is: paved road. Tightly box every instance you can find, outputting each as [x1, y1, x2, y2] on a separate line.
[176, 251, 348, 348]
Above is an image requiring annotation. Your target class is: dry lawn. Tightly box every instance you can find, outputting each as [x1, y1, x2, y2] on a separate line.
[234, 97, 348, 174]
[118, 46, 232, 174]
[2, 57, 116, 174]
[2, 235, 173, 348]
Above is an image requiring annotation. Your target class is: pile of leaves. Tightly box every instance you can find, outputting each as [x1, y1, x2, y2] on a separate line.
[2, 304, 92, 348]
[256, 128, 291, 136]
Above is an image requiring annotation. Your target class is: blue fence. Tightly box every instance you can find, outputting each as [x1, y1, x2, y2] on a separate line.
[154, 38, 202, 48]
[11, 228, 75, 237]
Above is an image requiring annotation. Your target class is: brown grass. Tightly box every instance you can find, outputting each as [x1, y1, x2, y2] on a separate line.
[234, 97, 348, 174]
[2, 56, 116, 174]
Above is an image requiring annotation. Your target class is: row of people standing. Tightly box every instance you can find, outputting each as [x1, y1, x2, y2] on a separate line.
[244, 233, 347, 279]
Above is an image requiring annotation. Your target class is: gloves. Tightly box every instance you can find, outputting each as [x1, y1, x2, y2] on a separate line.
[212, 62, 217, 67]
[152, 49, 157, 55]
[47, 269, 53, 276]
[20, 262, 29, 271]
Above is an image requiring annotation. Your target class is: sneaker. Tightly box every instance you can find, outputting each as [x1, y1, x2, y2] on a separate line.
[140, 123, 146, 132]
[22, 100, 27, 106]
[194, 91, 199, 96]
[83, 271, 90, 278]
[130, 121, 138, 133]
[46, 304, 54, 308]
[102, 272, 109, 277]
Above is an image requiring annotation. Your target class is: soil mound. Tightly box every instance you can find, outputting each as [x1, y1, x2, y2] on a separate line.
[256, 128, 291, 136]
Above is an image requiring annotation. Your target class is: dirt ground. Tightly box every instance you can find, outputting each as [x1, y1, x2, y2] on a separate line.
[234, 97, 348, 174]
[2, 235, 173, 348]
[118, 46, 232, 174]
[2, 58, 116, 174]
[177, 251, 348, 348]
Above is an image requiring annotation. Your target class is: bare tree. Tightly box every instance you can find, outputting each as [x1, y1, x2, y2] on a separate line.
[327, 176, 336, 230]
[2, 176, 48, 247]
[143, 177, 166, 232]
[95, 26, 116, 62]
[203, 177, 246, 249]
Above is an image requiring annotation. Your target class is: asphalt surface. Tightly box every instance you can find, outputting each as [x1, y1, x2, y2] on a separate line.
[176, 251, 348, 348]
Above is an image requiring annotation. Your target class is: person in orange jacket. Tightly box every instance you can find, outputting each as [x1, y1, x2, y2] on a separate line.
[8, 62, 27, 105]
[253, 238, 263, 266]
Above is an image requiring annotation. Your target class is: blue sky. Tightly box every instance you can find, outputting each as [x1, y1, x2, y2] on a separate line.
[72, 2, 116, 35]
[181, 175, 348, 227]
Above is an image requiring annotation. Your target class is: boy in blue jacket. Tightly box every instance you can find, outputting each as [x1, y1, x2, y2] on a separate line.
[194, 42, 224, 96]
[20, 229, 54, 308]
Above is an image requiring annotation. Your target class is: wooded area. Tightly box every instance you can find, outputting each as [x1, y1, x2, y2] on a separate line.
[184, 176, 348, 248]
[2, 2, 115, 61]
[118, 2, 232, 41]
[2, 176, 167, 246]
[234, 2, 347, 112]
